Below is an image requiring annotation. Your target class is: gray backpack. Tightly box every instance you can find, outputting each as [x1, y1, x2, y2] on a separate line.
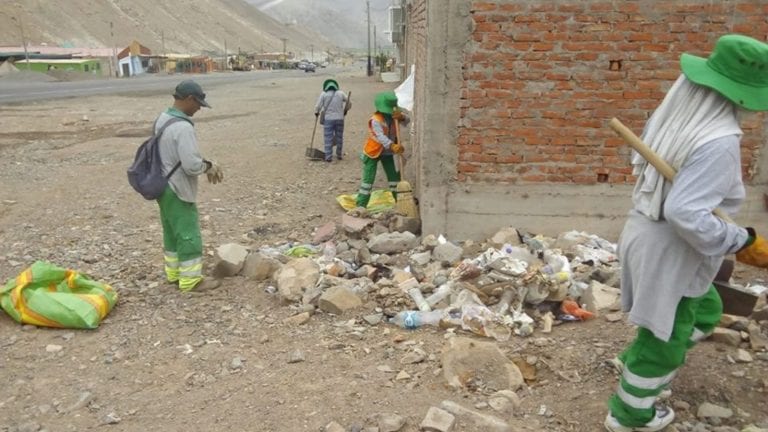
[127, 117, 189, 200]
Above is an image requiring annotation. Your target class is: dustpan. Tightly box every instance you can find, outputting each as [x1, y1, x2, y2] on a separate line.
[306, 115, 325, 160]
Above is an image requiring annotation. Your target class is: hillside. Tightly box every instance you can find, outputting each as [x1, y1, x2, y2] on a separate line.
[248, 0, 393, 49]
[0, 0, 329, 55]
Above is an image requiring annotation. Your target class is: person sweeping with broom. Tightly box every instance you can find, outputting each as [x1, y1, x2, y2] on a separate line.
[354, 90, 409, 210]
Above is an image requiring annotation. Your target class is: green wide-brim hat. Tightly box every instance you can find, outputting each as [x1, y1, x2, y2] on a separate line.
[323, 79, 339, 91]
[374, 90, 398, 115]
[681, 34, 768, 111]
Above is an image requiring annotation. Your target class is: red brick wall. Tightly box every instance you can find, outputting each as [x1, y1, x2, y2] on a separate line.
[459, 1, 768, 185]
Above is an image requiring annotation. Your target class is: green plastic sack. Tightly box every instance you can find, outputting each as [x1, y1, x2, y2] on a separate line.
[0, 261, 118, 329]
[336, 189, 395, 213]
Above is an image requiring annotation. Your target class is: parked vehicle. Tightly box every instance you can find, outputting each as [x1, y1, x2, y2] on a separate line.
[304, 63, 316, 72]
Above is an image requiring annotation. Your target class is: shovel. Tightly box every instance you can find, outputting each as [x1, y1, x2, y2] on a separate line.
[305, 115, 325, 160]
[609, 118, 759, 316]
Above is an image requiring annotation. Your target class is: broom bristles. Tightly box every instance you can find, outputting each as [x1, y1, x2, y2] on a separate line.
[395, 179, 419, 218]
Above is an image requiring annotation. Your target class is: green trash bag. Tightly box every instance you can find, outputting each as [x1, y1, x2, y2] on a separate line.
[0, 261, 118, 329]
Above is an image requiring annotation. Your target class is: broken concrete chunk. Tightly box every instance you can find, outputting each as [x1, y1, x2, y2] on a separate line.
[212, 243, 249, 277]
[420, 407, 455, 432]
[368, 232, 418, 254]
[711, 328, 742, 347]
[242, 252, 282, 281]
[275, 258, 320, 303]
[441, 337, 523, 391]
[432, 242, 464, 265]
[439, 400, 511, 432]
[489, 227, 521, 249]
[582, 280, 621, 313]
[318, 286, 363, 315]
[392, 215, 421, 235]
[312, 221, 337, 244]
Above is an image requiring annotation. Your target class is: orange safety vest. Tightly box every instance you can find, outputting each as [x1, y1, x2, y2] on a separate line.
[363, 113, 392, 158]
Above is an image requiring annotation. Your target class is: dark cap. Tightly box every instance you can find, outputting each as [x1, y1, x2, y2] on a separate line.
[173, 80, 211, 108]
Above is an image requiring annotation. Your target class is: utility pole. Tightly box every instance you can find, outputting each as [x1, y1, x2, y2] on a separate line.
[224, 38, 228, 70]
[310, 44, 314, 62]
[366, 0, 372, 76]
[281, 37, 288, 66]
[110, 21, 117, 77]
[373, 24, 377, 73]
[11, 13, 30, 69]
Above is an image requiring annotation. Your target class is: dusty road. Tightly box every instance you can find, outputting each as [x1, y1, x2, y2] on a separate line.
[0, 70, 766, 432]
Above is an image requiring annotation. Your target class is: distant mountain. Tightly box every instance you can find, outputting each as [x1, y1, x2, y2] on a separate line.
[0, 0, 328, 54]
[247, 0, 394, 49]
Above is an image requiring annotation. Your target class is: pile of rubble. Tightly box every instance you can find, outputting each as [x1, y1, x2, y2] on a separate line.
[211, 210, 626, 339]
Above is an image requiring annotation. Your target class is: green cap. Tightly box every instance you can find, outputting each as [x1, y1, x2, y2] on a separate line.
[374, 90, 398, 115]
[681, 34, 768, 111]
[323, 79, 339, 91]
[173, 80, 211, 108]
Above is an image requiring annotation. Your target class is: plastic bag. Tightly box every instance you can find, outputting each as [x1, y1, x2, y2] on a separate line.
[0, 261, 117, 329]
[336, 189, 395, 213]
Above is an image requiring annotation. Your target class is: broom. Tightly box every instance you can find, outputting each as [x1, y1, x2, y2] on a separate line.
[394, 118, 419, 219]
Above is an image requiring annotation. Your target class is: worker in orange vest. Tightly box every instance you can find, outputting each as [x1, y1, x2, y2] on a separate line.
[355, 90, 408, 209]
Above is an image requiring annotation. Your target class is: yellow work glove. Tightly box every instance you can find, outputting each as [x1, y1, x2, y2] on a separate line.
[390, 143, 404, 154]
[736, 228, 768, 268]
[205, 160, 224, 184]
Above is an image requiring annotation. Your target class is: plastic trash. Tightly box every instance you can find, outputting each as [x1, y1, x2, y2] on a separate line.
[285, 244, 318, 258]
[494, 288, 515, 315]
[450, 290, 512, 341]
[560, 299, 595, 320]
[390, 310, 444, 329]
[450, 260, 483, 280]
[425, 283, 453, 308]
[408, 287, 432, 312]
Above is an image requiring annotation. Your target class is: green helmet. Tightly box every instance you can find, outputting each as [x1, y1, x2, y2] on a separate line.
[374, 90, 398, 115]
[323, 79, 339, 91]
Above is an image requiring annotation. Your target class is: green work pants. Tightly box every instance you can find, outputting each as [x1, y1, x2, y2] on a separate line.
[355, 154, 400, 208]
[608, 285, 723, 427]
[157, 187, 203, 291]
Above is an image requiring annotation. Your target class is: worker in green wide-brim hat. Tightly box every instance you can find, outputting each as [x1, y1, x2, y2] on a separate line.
[604, 34, 768, 432]
[314, 78, 349, 161]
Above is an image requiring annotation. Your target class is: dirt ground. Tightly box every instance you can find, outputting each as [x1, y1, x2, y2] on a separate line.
[0, 70, 766, 432]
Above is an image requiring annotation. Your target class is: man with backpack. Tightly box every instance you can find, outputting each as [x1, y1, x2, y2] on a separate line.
[154, 80, 223, 292]
[313, 78, 350, 162]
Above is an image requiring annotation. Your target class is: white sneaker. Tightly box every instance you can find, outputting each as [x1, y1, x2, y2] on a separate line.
[609, 357, 672, 400]
[604, 405, 675, 432]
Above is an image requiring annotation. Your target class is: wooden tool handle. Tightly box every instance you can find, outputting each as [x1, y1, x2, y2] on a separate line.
[608, 117, 735, 224]
[395, 119, 406, 175]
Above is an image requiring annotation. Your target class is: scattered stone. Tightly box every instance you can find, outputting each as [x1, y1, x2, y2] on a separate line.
[313, 221, 337, 244]
[17, 422, 41, 432]
[287, 350, 305, 364]
[376, 413, 406, 432]
[751, 305, 768, 322]
[441, 337, 524, 391]
[748, 321, 768, 351]
[283, 312, 311, 326]
[673, 400, 691, 412]
[45, 344, 63, 353]
[582, 280, 621, 313]
[62, 391, 93, 413]
[318, 286, 363, 315]
[325, 421, 346, 432]
[439, 400, 511, 432]
[363, 314, 383, 325]
[275, 258, 320, 303]
[212, 243, 249, 277]
[420, 406, 455, 432]
[368, 232, 418, 254]
[432, 242, 463, 265]
[488, 397, 513, 414]
[719, 314, 749, 330]
[230, 356, 244, 370]
[604, 312, 623, 322]
[400, 349, 427, 365]
[102, 412, 121, 425]
[410, 251, 432, 267]
[711, 328, 742, 347]
[242, 252, 282, 281]
[696, 402, 733, 419]
[395, 370, 411, 381]
[61, 332, 75, 341]
[342, 214, 374, 235]
[735, 349, 753, 363]
[741, 425, 768, 432]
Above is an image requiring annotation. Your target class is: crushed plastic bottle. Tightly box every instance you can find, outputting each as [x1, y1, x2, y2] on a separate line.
[390, 310, 444, 329]
[408, 287, 432, 312]
[425, 283, 453, 308]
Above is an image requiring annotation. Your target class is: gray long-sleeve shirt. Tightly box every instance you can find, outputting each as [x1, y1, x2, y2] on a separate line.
[314, 90, 348, 121]
[156, 109, 207, 203]
[619, 135, 749, 341]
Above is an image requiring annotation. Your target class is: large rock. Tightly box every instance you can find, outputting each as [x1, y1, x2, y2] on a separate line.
[318, 286, 363, 315]
[368, 232, 418, 254]
[312, 221, 337, 244]
[489, 227, 522, 249]
[212, 243, 249, 277]
[374, 413, 406, 432]
[442, 337, 524, 391]
[696, 402, 733, 419]
[275, 258, 320, 303]
[420, 407, 455, 432]
[711, 327, 742, 347]
[342, 214, 374, 236]
[242, 252, 282, 281]
[582, 280, 621, 313]
[432, 242, 464, 265]
[392, 215, 421, 234]
[748, 321, 768, 351]
[439, 400, 512, 432]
